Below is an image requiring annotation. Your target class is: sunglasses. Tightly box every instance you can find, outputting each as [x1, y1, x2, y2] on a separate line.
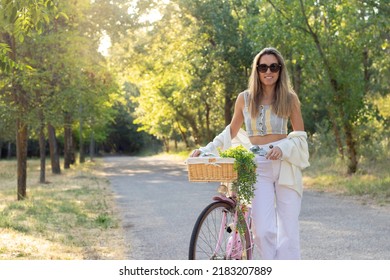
[257, 63, 282, 73]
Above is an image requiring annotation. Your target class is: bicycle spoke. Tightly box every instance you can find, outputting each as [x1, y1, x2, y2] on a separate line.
[189, 202, 239, 260]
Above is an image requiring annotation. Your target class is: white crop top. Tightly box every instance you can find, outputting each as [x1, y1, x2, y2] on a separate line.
[242, 91, 288, 136]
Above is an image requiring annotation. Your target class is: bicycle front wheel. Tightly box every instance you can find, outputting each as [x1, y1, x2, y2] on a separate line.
[189, 201, 252, 260]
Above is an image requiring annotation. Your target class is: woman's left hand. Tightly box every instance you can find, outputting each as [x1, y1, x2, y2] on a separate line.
[266, 146, 283, 160]
[190, 149, 201, 157]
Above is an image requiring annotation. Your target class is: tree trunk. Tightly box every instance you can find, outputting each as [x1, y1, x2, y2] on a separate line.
[16, 119, 28, 200]
[292, 63, 302, 94]
[38, 121, 46, 183]
[177, 123, 190, 148]
[327, 109, 344, 158]
[176, 110, 201, 145]
[344, 122, 358, 174]
[224, 93, 233, 127]
[162, 136, 169, 152]
[47, 124, 61, 174]
[7, 142, 12, 159]
[363, 48, 370, 93]
[4, 32, 28, 199]
[333, 89, 358, 173]
[64, 113, 73, 169]
[70, 133, 76, 164]
[37, 97, 46, 183]
[79, 119, 85, 163]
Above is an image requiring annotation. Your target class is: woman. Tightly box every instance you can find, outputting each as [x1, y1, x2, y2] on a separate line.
[191, 47, 310, 259]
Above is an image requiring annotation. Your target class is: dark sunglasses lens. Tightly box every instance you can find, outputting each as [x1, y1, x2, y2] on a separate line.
[269, 63, 280, 72]
[258, 64, 268, 73]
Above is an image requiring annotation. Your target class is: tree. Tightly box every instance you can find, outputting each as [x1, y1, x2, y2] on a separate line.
[0, 0, 59, 200]
[112, 0, 259, 147]
[266, 0, 389, 174]
[0, 0, 121, 198]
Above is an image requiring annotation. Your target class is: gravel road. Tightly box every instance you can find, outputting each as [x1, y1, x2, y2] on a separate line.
[103, 156, 390, 260]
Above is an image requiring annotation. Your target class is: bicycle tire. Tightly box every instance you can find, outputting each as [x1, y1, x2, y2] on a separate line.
[188, 201, 252, 260]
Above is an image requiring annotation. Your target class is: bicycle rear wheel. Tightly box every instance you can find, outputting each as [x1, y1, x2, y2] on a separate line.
[189, 201, 252, 260]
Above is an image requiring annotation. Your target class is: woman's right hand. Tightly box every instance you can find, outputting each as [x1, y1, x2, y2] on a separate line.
[190, 149, 201, 157]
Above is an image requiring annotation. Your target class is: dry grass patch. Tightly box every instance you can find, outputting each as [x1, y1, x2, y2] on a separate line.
[0, 228, 82, 259]
[0, 159, 126, 260]
[303, 156, 390, 206]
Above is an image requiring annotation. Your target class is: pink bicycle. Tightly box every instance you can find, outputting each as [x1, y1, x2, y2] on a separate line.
[188, 184, 255, 260]
[186, 147, 266, 260]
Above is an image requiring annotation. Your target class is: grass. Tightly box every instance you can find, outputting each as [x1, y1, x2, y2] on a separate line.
[303, 155, 390, 206]
[0, 159, 126, 260]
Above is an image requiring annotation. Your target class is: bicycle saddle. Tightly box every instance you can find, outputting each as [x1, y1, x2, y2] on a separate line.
[212, 195, 236, 208]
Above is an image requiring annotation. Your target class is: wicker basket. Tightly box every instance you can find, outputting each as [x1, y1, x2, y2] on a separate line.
[186, 157, 238, 182]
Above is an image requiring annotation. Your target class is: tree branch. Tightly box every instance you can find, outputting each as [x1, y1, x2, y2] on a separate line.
[298, 0, 330, 73]
[266, 0, 310, 35]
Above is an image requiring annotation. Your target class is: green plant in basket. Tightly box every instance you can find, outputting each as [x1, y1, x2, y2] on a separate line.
[219, 145, 257, 205]
[220, 145, 257, 237]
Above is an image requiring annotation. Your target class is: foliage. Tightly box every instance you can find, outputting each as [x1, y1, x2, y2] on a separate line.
[108, 0, 389, 175]
[112, 0, 258, 147]
[102, 97, 162, 155]
[0, 0, 137, 199]
[220, 145, 257, 237]
[219, 145, 257, 205]
[0, 0, 389, 177]
[262, 0, 389, 173]
[0, 0, 61, 71]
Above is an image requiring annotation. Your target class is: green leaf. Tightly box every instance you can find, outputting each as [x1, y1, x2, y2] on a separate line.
[18, 33, 24, 43]
[220, 145, 257, 205]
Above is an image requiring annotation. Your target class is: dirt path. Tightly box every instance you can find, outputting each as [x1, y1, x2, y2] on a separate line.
[103, 155, 390, 260]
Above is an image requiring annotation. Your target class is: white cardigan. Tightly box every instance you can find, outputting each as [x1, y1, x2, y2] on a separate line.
[199, 126, 310, 196]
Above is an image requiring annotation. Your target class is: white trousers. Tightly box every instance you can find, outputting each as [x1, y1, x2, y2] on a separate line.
[251, 153, 302, 260]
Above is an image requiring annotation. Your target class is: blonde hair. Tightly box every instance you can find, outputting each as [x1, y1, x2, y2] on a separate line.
[248, 47, 299, 118]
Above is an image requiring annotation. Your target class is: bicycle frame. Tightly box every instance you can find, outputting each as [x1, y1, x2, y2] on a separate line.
[211, 194, 253, 260]
[225, 209, 243, 259]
